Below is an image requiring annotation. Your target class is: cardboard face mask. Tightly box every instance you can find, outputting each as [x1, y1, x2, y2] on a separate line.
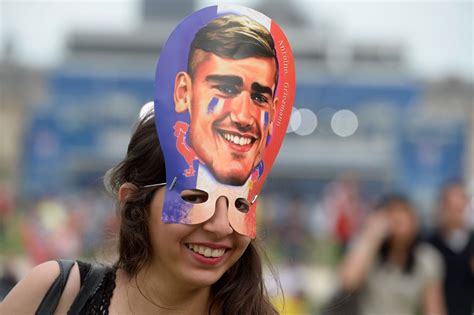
[154, 5, 295, 238]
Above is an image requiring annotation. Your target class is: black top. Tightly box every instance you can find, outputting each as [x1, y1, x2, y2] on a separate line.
[75, 261, 116, 315]
[427, 230, 474, 315]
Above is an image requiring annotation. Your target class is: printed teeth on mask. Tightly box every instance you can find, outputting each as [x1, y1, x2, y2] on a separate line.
[222, 132, 253, 146]
[186, 244, 226, 258]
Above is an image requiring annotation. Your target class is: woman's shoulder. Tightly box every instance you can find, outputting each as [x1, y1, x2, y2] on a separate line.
[415, 242, 442, 261]
[415, 242, 444, 282]
[0, 260, 81, 314]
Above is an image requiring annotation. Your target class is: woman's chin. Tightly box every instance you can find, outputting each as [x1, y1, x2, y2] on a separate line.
[183, 272, 224, 289]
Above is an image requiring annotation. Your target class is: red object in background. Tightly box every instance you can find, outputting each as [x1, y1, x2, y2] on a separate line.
[20, 221, 51, 264]
[0, 189, 13, 220]
[334, 211, 352, 244]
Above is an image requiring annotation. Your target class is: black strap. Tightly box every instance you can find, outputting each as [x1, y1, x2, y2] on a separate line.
[36, 259, 75, 315]
[67, 263, 107, 314]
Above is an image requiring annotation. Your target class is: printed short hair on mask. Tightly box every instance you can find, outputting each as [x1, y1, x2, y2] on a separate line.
[187, 15, 279, 87]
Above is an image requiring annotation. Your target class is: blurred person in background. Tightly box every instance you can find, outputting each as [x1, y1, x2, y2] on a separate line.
[280, 194, 308, 262]
[339, 195, 445, 315]
[0, 187, 12, 242]
[427, 181, 474, 315]
[320, 174, 365, 255]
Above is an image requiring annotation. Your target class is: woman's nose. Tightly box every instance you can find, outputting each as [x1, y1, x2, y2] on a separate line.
[201, 196, 234, 237]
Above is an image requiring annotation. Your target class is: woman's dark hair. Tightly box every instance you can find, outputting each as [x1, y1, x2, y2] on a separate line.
[376, 194, 419, 274]
[105, 112, 279, 314]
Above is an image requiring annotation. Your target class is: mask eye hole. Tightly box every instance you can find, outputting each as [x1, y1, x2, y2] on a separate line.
[235, 198, 250, 213]
[180, 189, 209, 204]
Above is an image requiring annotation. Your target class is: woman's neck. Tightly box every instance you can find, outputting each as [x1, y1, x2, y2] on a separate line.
[388, 247, 408, 266]
[120, 267, 212, 315]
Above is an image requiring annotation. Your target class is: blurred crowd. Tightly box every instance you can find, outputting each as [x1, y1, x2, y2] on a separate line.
[1, 177, 473, 315]
[0, 189, 118, 298]
[262, 178, 473, 315]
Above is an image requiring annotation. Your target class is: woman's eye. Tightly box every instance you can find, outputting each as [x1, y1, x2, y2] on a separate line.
[235, 198, 250, 213]
[180, 189, 209, 204]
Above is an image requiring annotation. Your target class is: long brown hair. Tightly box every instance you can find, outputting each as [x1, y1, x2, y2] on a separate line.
[105, 113, 279, 314]
[376, 194, 419, 274]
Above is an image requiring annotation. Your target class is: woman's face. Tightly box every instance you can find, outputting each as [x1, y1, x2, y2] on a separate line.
[147, 187, 251, 288]
[386, 203, 418, 246]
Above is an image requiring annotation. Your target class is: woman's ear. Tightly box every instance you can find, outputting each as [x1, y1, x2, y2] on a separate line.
[118, 183, 138, 205]
[174, 71, 192, 113]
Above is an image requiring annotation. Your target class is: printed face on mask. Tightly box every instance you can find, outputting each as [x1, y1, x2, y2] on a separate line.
[175, 51, 278, 186]
[154, 8, 295, 238]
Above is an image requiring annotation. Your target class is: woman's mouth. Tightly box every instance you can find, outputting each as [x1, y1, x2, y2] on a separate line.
[185, 243, 227, 258]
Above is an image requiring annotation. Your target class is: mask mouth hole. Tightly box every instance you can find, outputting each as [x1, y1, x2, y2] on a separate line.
[235, 198, 250, 213]
[180, 189, 209, 204]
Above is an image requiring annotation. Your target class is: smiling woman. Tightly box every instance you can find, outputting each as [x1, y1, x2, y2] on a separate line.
[0, 112, 279, 315]
[105, 113, 276, 314]
[0, 5, 295, 314]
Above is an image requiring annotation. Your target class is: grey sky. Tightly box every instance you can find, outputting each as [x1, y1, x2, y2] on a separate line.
[1, 0, 472, 81]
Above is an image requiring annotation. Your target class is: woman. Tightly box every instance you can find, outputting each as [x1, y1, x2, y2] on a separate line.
[339, 195, 446, 315]
[1, 5, 295, 313]
[0, 112, 279, 314]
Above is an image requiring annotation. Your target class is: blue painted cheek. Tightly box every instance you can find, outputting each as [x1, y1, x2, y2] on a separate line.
[255, 160, 264, 179]
[264, 111, 271, 146]
[266, 134, 272, 147]
[207, 97, 219, 114]
[263, 111, 269, 128]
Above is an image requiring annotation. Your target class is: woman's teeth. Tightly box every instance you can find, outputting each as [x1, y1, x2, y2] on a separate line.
[222, 132, 252, 146]
[186, 244, 226, 258]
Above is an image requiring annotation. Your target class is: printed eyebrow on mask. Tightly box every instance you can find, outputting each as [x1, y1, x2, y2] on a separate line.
[205, 75, 243, 87]
[251, 82, 273, 97]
